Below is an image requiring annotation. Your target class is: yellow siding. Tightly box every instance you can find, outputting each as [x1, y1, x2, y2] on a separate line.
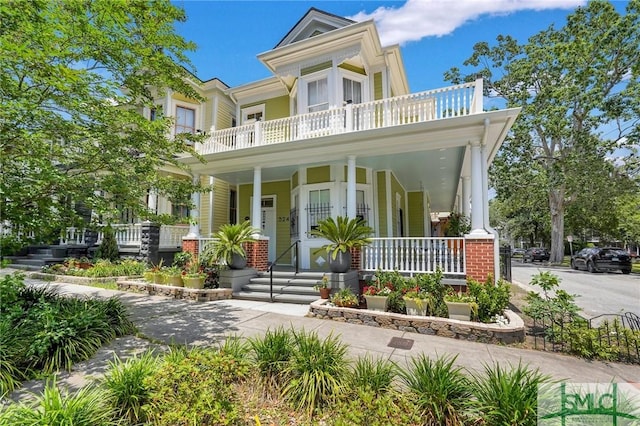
[390, 173, 405, 237]
[374, 72, 383, 100]
[216, 100, 235, 130]
[199, 176, 211, 236]
[292, 171, 298, 189]
[212, 180, 230, 233]
[376, 171, 387, 237]
[301, 61, 332, 75]
[339, 63, 366, 75]
[242, 95, 290, 120]
[306, 166, 330, 184]
[171, 92, 199, 103]
[407, 191, 424, 237]
[343, 166, 368, 184]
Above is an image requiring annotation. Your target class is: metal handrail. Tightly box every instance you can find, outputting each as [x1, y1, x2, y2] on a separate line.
[267, 240, 300, 302]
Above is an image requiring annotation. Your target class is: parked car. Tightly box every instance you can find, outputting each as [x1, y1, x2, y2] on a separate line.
[522, 247, 550, 263]
[511, 248, 526, 258]
[571, 247, 632, 274]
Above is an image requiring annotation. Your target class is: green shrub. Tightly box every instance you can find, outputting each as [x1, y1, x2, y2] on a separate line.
[282, 330, 350, 416]
[144, 347, 250, 425]
[470, 362, 550, 426]
[0, 381, 117, 426]
[95, 225, 120, 262]
[399, 354, 471, 425]
[249, 327, 295, 388]
[467, 275, 511, 323]
[349, 356, 398, 395]
[102, 351, 158, 424]
[0, 320, 26, 397]
[332, 389, 424, 425]
[415, 268, 448, 317]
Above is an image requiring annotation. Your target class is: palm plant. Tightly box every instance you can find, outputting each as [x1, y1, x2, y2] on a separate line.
[311, 216, 373, 260]
[399, 354, 471, 425]
[470, 362, 551, 426]
[200, 221, 259, 268]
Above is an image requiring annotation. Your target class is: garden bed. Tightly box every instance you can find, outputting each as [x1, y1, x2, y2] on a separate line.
[117, 279, 232, 302]
[30, 272, 139, 285]
[307, 299, 525, 344]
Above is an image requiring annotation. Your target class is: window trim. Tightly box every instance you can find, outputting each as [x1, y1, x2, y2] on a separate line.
[241, 104, 265, 125]
[174, 104, 197, 135]
[339, 68, 369, 105]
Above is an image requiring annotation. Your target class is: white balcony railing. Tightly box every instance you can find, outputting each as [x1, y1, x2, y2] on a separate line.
[198, 79, 483, 155]
[361, 237, 465, 276]
[159, 225, 189, 248]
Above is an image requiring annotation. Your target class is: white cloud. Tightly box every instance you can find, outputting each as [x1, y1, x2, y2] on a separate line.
[348, 0, 585, 46]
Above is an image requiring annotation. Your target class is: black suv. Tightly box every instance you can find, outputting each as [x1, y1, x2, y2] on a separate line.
[523, 247, 550, 263]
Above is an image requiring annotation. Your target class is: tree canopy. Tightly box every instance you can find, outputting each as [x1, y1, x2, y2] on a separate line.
[447, 1, 640, 260]
[0, 0, 205, 238]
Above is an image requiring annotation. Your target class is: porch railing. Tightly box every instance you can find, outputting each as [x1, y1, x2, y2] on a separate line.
[159, 225, 189, 248]
[60, 224, 189, 249]
[361, 237, 465, 276]
[198, 79, 483, 155]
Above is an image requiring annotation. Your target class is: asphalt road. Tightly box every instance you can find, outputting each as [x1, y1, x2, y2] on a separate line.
[510, 261, 640, 320]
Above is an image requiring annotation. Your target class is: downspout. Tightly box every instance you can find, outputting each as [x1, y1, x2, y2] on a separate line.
[480, 118, 500, 284]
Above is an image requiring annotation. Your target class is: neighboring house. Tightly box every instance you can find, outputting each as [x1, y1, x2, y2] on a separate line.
[151, 8, 520, 281]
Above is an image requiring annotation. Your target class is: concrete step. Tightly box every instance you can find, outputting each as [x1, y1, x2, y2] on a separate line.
[249, 277, 320, 287]
[232, 291, 319, 304]
[242, 283, 319, 296]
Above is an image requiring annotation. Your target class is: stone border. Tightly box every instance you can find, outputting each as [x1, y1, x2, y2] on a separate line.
[117, 279, 232, 303]
[29, 272, 140, 285]
[307, 300, 525, 344]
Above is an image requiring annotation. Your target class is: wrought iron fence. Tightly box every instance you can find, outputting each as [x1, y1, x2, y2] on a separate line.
[306, 203, 332, 237]
[499, 245, 512, 282]
[530, 312, 640, 364]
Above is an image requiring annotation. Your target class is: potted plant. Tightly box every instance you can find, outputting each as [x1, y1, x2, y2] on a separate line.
[149, 259, 164, 284]
[200, 221, 259, 269]
[362, 281, 392, 312]
[330, 287, 359, 308]
[163, 266, 184, 287]
[403, 287, 433, 316]
[314, 275, 331, 299]
[182, 262, 206, 289]
[311, 216, 373, 273]
[444, 290, 478, 321]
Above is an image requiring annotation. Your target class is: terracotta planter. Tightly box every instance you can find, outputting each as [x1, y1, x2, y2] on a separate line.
[183, 276, 205, 289]
[445, 301, 473, 321]
[404, 298, 428, 316]
[165, 275, 184, 287]
[364, 295, 388, 312]
[319, 287, 331, 299]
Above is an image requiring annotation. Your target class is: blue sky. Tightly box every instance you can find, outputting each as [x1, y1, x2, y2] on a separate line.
[171, 0, 605, 91]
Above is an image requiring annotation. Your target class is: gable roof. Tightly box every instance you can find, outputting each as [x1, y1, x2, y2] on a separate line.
[275, 7, 356, 48]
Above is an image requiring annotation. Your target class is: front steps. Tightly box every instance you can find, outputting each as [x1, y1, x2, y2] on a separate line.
[5, 247, 65, 271]
[233, 270, 326, 304]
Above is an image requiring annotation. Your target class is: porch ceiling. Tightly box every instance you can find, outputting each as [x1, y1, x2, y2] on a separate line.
[185, 108, 520, 213]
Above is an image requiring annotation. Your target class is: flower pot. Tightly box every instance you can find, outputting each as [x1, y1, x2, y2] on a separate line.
[165, 275, 184, 287]
[329, 250, 351, 273]
[153, 272, 165, 285]
[445, 301, 472, 321]
[183, 276, 205, 289]
[143, 271, 155, 283]
[404, 298, 428, 316]
[319, 287, 331, 299]
[364, 295, 388, 312]
[229, 253, 247, 270]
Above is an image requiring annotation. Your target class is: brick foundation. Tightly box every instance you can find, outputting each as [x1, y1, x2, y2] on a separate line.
[465, 236, 495, 283]
[350, 247, 361, 271]
[245, 238, 269, 271]
[182, 239, 199, 260]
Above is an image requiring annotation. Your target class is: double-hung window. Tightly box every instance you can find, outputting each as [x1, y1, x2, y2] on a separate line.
[175, 106, 196, 134]
[307, 189, 331, 236]
[307, 78, 329, 112]
[343, 78, 362, 105]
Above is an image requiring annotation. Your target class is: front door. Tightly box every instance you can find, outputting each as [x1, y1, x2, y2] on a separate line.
[261, 197, 276, 262]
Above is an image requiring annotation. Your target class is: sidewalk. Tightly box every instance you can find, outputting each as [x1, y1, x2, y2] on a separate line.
[4, 269, 640, 401]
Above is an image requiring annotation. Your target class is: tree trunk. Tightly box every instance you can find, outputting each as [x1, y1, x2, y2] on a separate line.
[549, 188, 565, 263]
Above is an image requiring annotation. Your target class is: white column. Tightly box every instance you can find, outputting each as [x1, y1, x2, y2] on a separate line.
[252, 166, 262, 232]
[186, 174, 200, 238]
[147, 189, 158, 214]
[462, 176, 471, 218]
[346, 155, 356, 219]
[469, 142, 487, 235]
